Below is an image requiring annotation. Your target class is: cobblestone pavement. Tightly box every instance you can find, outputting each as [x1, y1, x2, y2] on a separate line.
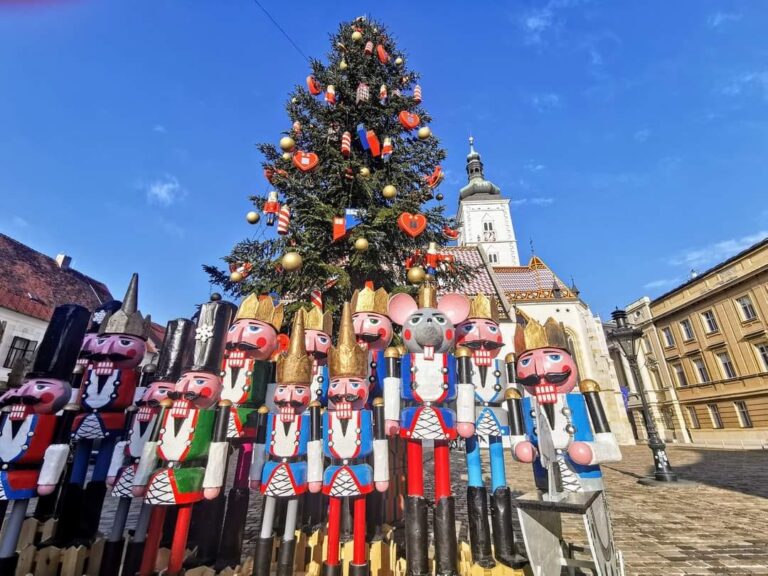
[98, 445, 768, 575]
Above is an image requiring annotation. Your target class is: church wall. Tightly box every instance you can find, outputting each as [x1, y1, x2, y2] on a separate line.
[458, 200, 519, 266]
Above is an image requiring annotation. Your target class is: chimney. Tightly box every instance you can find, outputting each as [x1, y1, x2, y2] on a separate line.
[55, 254, 72, 270]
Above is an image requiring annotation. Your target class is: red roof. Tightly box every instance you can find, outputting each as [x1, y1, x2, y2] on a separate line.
[0, 233, 113, 321]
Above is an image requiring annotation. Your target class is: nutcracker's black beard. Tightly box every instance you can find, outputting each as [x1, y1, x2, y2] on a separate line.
[225, 342, 258, 351]
[518, 369, 571, 388]
[168, 391, 202, 401]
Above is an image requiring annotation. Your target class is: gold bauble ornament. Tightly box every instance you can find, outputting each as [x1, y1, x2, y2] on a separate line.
[246, 211, 260, 224]
[395, 56, 403, 65]
[382, 184, 397, 199]
[340, 59, 348, 70]
[351, 30, 363, 42]
[230, 271, 243, 283]
[417, 126, 432, 140]
[436, 193, 444, 201]
[291, 97, 298, 104]
[354, 237, 369, 252]
[407, 266, 426, 284]
[281, 251, 303, 272]
[359, 167, 371, 177]
[282, 152, 292, 161]
[279, 136, 295, 152]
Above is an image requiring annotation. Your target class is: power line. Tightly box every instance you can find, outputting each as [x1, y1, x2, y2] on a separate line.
[252, 0, 309, 62]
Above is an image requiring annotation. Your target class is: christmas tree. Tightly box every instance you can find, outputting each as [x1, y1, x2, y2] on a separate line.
[205, 16, 473, 315]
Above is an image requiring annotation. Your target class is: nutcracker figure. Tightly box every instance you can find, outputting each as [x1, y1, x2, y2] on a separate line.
[0, 304, 89, 573]
[385, 282, 471, 576]
[215, 294, 284, 568]
[132, 298, 236, 576]
[455, 294, 524, 568]
[54, 273, 151, 545]
[101, 319, 196, 576]
[308, 302, 389, 576]
[508, 308, 624, 575]
[250, 312, 313, 576]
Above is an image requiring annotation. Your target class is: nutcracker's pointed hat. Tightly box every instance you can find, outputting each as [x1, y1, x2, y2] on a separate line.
[513, 307, 569, 352]
[328, 302, 368, 379]
[100, 273, 151, 340]
[235, 293, 284, 330]
[350, 285, 389, 316]
[27, 304, 90, 380]
[276, 311, 312, 385]
[189, 299, 237, 375]
[468, 293, 499, 323]
[301, 305, 333, 336]
[154, 318, 196, 382]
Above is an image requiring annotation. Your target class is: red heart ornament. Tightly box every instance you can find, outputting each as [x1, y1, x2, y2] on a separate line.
[398, 212, 427, 238]
[293, 151, 319, 172]
[398, 111, 420, 130]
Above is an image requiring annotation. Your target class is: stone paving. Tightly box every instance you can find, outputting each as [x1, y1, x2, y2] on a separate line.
[97, 445, 768, 575]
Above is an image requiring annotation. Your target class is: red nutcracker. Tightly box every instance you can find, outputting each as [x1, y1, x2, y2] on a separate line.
[264, 191, 280, 226]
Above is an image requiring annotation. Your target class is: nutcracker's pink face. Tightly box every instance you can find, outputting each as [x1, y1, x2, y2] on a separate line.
[456, 318, 504, 366]
[273, 384, 310, 422]
[90, 334, 146, 375]
[0, 378, 71, 420]
[516, 348, 578, 404]
[169, 371, 222, 417]
[78, 333, 98, 366]
[304, 329, 332, 363]
[352, 312, 393, 352]
[136, 381, 174, 422]
[226, 319, 279, 364]
[328, 377, 368, 420]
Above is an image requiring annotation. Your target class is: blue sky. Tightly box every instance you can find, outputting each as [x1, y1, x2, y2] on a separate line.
[1, 1, 767, 324]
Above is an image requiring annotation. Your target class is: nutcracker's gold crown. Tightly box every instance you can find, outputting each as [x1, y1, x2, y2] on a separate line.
[235, 294, 284, 330]
[350, 286, 389, 316]
[328, 302, 368, 379]
[468, 293, 499, 323]
[276, 311, 312, 385]
[418, 280, 438, 309]
[513, 307, 569, 352]
[301, 305, 333, 336]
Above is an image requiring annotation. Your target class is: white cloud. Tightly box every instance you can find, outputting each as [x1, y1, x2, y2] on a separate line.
[644, 278, 680, 290]
[511, 197, 555, 207]
[145, 175, 187, 206]
[633, 128, 651, 143]
[524, 161, 546, 172]
[519, 0, 588, 45]
[530, 92, 562, 111]
[153, 124, 167, 134]
[667, 231, 768, 269]
[11, 215, 28, 228]
[721, 71, 768, 99]
[707, 12, 742, 28]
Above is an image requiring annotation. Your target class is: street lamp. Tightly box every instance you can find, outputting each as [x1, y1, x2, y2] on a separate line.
[607, 308, 679, 483]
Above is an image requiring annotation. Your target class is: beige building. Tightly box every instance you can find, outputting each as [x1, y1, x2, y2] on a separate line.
[617, 237, 768, 448]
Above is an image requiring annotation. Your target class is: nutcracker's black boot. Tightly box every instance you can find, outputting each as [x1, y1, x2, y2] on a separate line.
[276, 538, 297, 576]
[491, 486, 527, 568]
[321, 562, 342, 576]
[348, 561, 370, 576]
[404, 495, 429, 576]
[251, 537, 274, 576]
[76, 480, 108, 544]
[99, 538, 125, 576]
[434, 495, 458, 576]
[39, 483, 83, 547]
[121, 538, 145, 576]
[215, 486, 250, 570]
[0, 554, 19, 575]
[467, 486, 495, 568]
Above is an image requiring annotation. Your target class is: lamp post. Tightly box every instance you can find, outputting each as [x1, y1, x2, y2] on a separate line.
[607, 308, 678, 482]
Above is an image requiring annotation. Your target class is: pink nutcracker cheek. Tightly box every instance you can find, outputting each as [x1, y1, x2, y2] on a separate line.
[404, 329, 412, 340]
[445, 329, 454, 341]
[126, 349, 137, 358]
[40, 392, 55, 404]
[257, 337, 267, 348]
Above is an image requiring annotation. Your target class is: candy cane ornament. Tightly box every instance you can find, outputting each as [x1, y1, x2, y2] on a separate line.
[341, 132, 352, 157]
[277, 206, 291, 235]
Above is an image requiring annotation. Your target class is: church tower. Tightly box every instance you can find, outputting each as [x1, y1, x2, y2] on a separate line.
[457, 137, 520, 266]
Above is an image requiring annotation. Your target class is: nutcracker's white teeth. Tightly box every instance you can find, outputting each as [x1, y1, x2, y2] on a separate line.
[228, 350, 247, 368]
[335, 401, 352, 420]
[77, 358, 90, 367]
[535, 384, 558, 404]
[170, 399, 191, 418]
[474, 349, 492, 366]
[10, 404, 30, 421]
[94, 361, 115, 376]
[137, 406, 155, 422]
[279, 405, 295, 423]
[423, 346, 434, 361]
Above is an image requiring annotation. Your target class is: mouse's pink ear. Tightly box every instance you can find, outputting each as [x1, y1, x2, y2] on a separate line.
[388, 293, 418, 326]
[437, 293, 471, 325]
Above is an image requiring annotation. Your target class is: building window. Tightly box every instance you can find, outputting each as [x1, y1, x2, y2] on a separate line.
[701, 310, 719, 334]
[707, 404, 723, 429]
[736, 295, 757, 321]
[734, 401, 753, 428]
[692, 357, 710, 383]
[679, 319, 695, 341]
[487, 252, 499, 264]
[756, 343, 768, 371]
[716, 351, 737, 379]
[641, 334, 652, 354]
[3, 337, 37, 369]
[672, 363, 688, 388]
[483, 221, 494, 232]
[687, 406, 700, 429]
[662, 327, 675, 347]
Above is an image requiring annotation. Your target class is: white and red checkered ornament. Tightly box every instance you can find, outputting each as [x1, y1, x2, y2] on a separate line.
[310, 289, 322, 309]
[277, 205, 291, 235]
[364, 41, 374, 55]
[325, 85, 336, 105]
[341, 131, 352, 157]
[413, 85, 422, 103]
[356, 83, 370, 103]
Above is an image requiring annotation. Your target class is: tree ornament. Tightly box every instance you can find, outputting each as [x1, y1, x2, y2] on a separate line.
[351, 30, 363, 42]
[395, 56, 404, 65]
[229, 262, 253, 280]
[413, 85, 422, 103]
[382, 184, 397, 199]
[382, 137, 393, 162]
[366, 129, 381, 157]
[379, 84, 388, 104]
[354, 237, 369, 252]
[264, 191, 280, 225]
[292, 120, 301, 134]
[442, 224, 460, 241]
[279, 136, 295, 152]
[344, 167, 355, 181]
[376, 44, 390, 63]
[436, 193, 444, 201]
[282, 152, 292, 161]
[341, 131, 352, 157]
[281, 251, 303, 272]
[356, 83, 370, 103]
[397, 212, 427, 238]
[359, 166, 371, 177]
[424, 165, 444, 188]
[364, 41, 374, 55]
[340, 59, 348, 70]
[230, 271, 243, 283]
[307, 75, 322, 95]
[407, 266, 426, 284]
[336, 41, 347, 52]
[398, 111, 420, 130]
[418, 126, 432, 140]
[292, 151, 319, 172]
[246, 211, 260, 224]
[277, 205, 291, 235]
[325, 85, 337, 105]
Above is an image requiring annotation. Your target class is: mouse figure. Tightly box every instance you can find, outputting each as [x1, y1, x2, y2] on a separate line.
[0, 304, 89, 574]
[385, 280, 471, 576]
[307, 302, 389, 576]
